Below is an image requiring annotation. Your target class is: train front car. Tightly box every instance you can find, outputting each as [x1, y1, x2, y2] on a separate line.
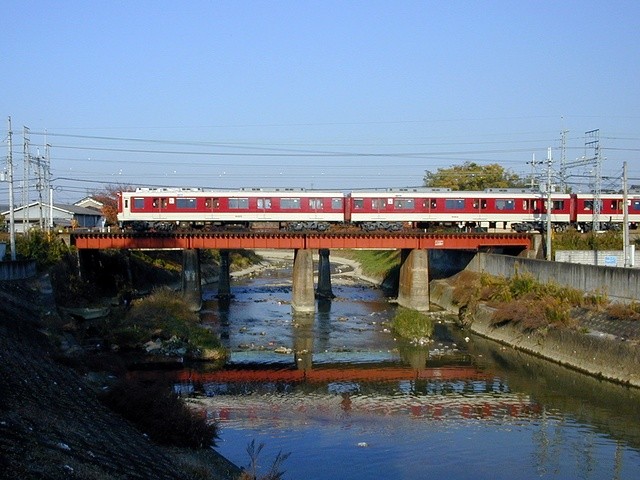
[117, 187, 347, 231]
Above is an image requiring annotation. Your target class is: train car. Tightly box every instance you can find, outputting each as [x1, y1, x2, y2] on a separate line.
[573, 192, 640, 230]
[117, 186, 639, 233]
[118, 188, 346, 231]
[348, 188, 572, 231]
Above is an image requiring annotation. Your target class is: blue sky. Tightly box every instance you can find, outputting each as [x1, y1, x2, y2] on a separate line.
[2, 0, 639, 202]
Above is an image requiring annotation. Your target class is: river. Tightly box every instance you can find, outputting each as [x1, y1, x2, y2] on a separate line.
[176, 260, 640, 479]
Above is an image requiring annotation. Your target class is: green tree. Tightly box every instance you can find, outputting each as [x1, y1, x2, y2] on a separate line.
[423, 162, 525, 191]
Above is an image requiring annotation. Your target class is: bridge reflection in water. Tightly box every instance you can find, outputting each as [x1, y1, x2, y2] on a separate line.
[134, 353, 542, 427]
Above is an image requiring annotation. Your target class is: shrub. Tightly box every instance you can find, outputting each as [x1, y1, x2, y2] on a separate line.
[100, 378, 217, 449]
[16, 230, 67, 269]
[391, 308, 434, 340]
[111, 287, 222, 354]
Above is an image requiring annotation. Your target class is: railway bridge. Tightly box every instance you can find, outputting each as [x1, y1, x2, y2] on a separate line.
[71, 231, 535, 313]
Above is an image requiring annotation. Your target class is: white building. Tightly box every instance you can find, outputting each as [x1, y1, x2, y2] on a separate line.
[1, 202, 105, 233]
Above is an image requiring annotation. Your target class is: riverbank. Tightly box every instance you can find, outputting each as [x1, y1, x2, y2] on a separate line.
[0, 277, 241, 480]
[430, 274, 640, 388]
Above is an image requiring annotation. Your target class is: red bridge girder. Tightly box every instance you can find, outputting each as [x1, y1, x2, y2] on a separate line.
[70, 231, 532, 251]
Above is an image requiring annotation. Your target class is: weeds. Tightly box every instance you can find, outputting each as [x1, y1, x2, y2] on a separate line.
[392, 308, 434, 341]
[604, 302, 640, 321]
[239, 439, 291, 480]
[108, 287, 222, 355]
[454, 271, 583, 333]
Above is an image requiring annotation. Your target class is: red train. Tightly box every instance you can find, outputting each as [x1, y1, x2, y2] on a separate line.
[117, 187, 640, 233]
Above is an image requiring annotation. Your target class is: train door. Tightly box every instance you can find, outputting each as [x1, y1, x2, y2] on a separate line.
[257, 197, 272, 220]
[472, 197, 488, 229]
[309, 198, 324, 219]
[151, 197, 169, 221]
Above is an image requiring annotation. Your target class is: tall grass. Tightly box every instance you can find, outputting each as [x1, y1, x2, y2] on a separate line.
[391, 308, 434, 341]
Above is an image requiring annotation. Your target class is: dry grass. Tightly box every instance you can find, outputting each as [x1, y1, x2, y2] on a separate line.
[452, 271, 583, 333]
[490, 295, 574, 332]
[604, 302, 640, 322]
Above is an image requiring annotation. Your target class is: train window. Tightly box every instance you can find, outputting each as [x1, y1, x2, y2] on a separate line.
[176, 198, 196, 209]
[633, 200, 640, 211]
[495, 199, 515, 210]
[257, 198, 272, 209]
[133, 198, 145, 209]
[445, 199, 465, 210]
[353, 199, 364, 209]
[371, 199, 385, 210]
[331, 197, 343, 210]
[281, 198, 301, 209]
[473, 199, 479, 208]
[205, 198, 220, 209]
[229, 198, 249, 209]
[394, 198, 415, 210]
[553, 200, 565, 210]
[611, 200, 622, 210]
[309, 198, 324, 210]
[583, 200, 601, 210]
[429, 199, 437, 208]
[523, 200, 529, 210]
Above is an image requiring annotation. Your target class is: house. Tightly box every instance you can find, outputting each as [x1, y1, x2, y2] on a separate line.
[0, 202, 105, 233]
[74, 196, 104, 211]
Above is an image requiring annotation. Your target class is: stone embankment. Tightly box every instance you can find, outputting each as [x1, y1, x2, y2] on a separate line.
[430, 277, 640, 388]
[0, 278, 241, 480]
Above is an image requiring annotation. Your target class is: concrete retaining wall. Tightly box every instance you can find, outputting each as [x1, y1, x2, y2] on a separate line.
[429, 278, 640, 387]
[555, 250, 639, 268]
[466, 253, 640, 303]
[0, 261, 37, 281]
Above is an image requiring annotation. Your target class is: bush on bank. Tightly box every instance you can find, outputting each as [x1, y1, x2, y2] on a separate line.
[391, 308, 434, 341]
[451, 270, 609, 332]
[111, 287, 224, 358]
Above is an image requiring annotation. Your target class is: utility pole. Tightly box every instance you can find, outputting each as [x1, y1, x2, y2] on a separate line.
[6, 117, 16, 260]
[23, 126, 30, 235]
[585, 129, 602, 232]
[559, 129, 568, 192]
[545, 147, 553, 261]
[622, 162, 633, 267]
[563, 129, 602, 232]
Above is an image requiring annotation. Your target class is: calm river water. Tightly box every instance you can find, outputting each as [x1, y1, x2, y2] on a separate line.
[178, 263, 640, 479]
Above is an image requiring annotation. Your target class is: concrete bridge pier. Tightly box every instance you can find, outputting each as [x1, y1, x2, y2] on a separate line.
[397, 248, 430, 312]
[181, 249, 202, 312]
[77, 249, 100, 283]
[217, 250, 232, 299]
[291, 248, 315, 314]
[316, 248, 335, 299]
